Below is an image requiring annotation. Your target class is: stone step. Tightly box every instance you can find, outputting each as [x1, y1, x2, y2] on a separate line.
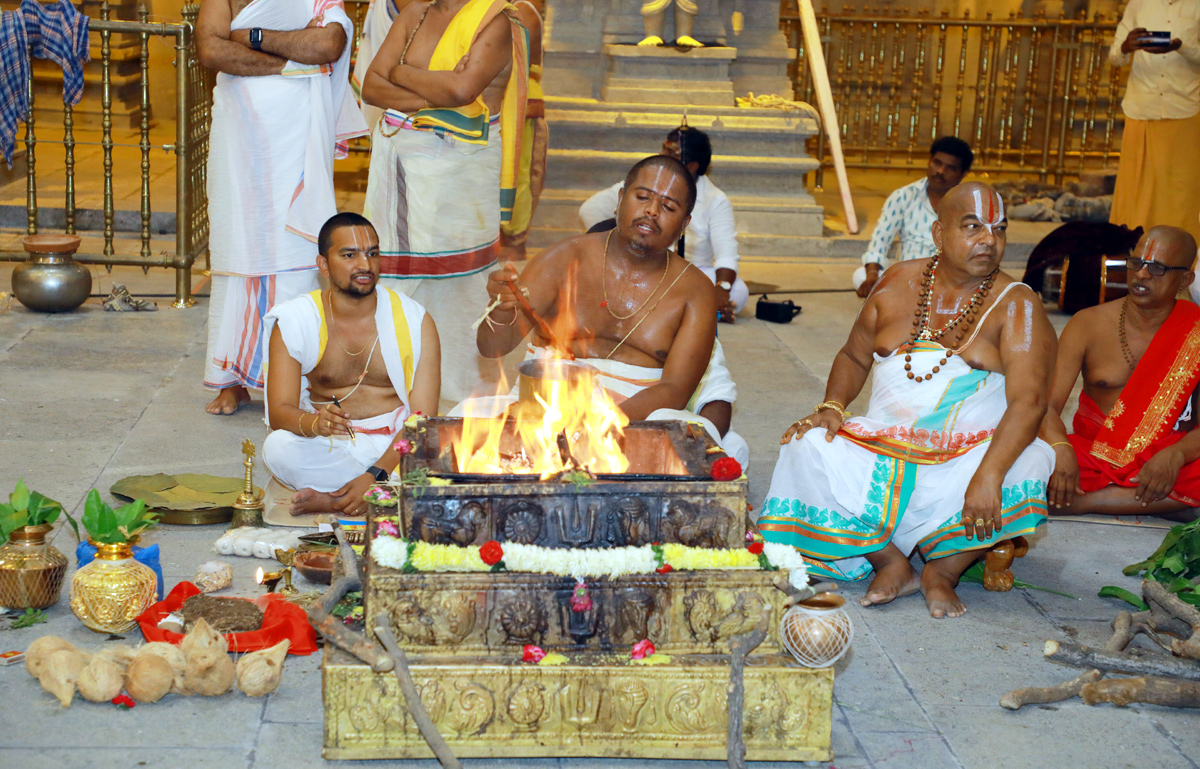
[322, 646, 834, 762]
[363, 570, 794, 657]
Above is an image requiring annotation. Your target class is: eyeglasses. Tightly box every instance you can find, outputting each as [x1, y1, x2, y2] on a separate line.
[1125, 257, 1190, 277]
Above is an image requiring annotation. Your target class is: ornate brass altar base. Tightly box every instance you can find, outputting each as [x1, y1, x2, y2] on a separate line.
[321, 647, 833, 761]
[365, 570, 793, 656]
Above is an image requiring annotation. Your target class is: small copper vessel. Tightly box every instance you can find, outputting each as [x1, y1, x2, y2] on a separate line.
[0, 524, 68, 610]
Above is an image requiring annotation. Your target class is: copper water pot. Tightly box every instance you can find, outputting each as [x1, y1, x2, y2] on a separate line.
[0, 524, 69, 610]
[12, 234, 91, 313]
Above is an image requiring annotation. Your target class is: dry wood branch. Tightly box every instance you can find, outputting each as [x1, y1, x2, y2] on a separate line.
[1143, 579, 1200, 640]
[1045, 640, 1200, 681]
[999, 612, 1137, 710]
[1081, 676, 1200, 708]
[306, 573, 394, 673]
[727, 606, 772, 769]
[374, 625, 462, 769]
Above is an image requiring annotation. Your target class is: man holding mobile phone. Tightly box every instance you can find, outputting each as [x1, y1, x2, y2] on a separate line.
[1109, 0, 1200, 243]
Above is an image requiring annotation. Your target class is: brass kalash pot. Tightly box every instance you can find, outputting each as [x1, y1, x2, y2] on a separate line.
[12, 234, 91, 313]
[516, 359, 597, 418]
[0, 524, 69, 610]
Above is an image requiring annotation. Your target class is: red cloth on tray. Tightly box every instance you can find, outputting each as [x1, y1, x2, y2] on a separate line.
[136, 581, 318, 655]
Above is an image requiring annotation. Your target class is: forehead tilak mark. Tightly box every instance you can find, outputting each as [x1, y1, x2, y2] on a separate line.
[970, 188, 1005, 233]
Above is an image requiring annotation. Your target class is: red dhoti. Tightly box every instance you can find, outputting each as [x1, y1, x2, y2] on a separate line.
[1070, 392, 1200, 506]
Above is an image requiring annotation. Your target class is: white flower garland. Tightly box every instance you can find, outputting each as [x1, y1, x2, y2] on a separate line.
[371, 534, 808, 589]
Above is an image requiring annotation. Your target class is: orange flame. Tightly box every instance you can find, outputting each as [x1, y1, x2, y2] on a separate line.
[452, 265, 629, 478]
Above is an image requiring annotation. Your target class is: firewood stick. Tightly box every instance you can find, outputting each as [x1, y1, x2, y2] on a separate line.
[306, 573, 395, 673]
[374, 625, 462, 769]
[999, 611, 1137, 710]
[1081, 676, 1200, 708]
[1045, 639, 1200, 681]
[726, 606, 772, 769]
[1142, 580, 1200, 659]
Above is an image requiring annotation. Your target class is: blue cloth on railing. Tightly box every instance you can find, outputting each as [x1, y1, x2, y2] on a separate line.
[0, 0, 89, 168]
[22, 0, 89, 106]
[75, 541, 165, 602]
[0, 9, 29, 168]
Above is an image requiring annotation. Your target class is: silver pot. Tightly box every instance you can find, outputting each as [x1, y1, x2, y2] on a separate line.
[12, 234, 91, 313]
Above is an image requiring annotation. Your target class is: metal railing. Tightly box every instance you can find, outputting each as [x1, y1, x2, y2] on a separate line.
[781, 6, 1125, 188]
[1, 2, 212, 307]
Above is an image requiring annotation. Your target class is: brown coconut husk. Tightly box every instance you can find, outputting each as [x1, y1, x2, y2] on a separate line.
[77, 656, 126, 703]
[37, 647, 89, 707]
[235, 639, 290, 697]
[126, 654, 173, 703]
[136, 642, 189, 695]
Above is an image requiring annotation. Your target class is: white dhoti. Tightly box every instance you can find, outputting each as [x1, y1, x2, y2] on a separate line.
[365, 112, 504, 403]
[262, 286, 427, 493]
[204, 0, 367, 392]
[450, 342, 750, 469]
[262, 408, 405, 493]
[759, 329, 1051, 582]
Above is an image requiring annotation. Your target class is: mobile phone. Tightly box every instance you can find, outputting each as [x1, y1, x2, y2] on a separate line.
[1141, 30, 1173, 47]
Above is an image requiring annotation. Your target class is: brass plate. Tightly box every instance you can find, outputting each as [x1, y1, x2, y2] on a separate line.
[157, 507, 234, 526]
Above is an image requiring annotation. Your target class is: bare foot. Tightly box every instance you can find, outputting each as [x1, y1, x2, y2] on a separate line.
[860, 558, 921, 607]
[290, 488, 338, 516]
[205, 385, 251, 415]
[921, 564, 968, 619]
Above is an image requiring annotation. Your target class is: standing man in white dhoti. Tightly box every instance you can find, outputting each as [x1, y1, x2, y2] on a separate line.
[359, 0, 528, 404]
[350, 0, 417, 129]
[263, 213, 440, 516]
[197, 0, 368, 415]
[758, 182, 1057, 619]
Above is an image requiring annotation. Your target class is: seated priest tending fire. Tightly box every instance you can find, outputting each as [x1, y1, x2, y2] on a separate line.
[464, 154, 748, 469]
[757, 182, 1057, 619]
[1042, 225, 1200, 518]
[261, 213, 441, 517]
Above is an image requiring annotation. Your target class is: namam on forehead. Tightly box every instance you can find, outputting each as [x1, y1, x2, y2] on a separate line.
[331, 226, 379, 255]
[627, 164, 688, 210]
[938, 181, 1006, 230]
[1138, 225, 1199, 268]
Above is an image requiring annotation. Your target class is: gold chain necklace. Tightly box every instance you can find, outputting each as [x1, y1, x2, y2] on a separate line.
[600, 229, 673, 321]
[326, 291, 377, 357]
[1118, 296, 1139, 370]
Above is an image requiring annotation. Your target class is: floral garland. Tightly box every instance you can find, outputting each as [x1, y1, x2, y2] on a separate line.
[371, 524, 807, 589]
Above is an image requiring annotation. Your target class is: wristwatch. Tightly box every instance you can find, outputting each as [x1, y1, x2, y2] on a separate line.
[367, 465, 389, 483]
[249, 27, 264, 51]
[716, 280, 733, 291]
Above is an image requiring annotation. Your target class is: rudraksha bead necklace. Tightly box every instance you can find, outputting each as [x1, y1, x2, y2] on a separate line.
[902, 256, 998, 383]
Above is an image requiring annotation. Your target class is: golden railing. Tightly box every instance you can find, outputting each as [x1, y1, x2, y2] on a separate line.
[781, 7, 1124, 188]
[1, 2, 212, 308]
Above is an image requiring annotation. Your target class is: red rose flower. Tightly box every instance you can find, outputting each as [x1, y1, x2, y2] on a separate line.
[111, 694, 135, 709]
[631, 639, 656, 660]
[522, 644, 546, 663]
[711, 457, 742, 482]
[480, 540, 504, 566]
[747, 542, 764, 556]
[655, 564, 674, 575]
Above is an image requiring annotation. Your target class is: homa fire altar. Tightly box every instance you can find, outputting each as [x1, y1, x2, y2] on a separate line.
[320, 358, 835, 762]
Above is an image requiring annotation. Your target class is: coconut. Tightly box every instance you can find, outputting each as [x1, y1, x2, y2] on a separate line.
[95, 644, 137, 674]
[186, 651, 235, 696]
[25, 636, 77, 679]
[235, 640, 290, 697]
[77, 656, 125, 703]
[179, 617, 228, 662]
[125, 654, 173, 703]
[136, 642, 188, 695]
[37, 647, 88, 707]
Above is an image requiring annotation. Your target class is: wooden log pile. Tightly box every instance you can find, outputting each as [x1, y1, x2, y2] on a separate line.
[1001, 580, 1200, 710]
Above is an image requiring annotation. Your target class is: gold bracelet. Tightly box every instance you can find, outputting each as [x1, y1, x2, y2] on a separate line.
[1051, 441, 1072, 449]
[297, 412, 311, 438]
[814, 401, 850, 419]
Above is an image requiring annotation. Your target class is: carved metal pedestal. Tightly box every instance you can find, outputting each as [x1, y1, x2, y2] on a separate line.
[322, 648, 833, 762]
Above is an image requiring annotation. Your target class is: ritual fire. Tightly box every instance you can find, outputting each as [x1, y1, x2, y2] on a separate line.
[450, 358, 631, 478]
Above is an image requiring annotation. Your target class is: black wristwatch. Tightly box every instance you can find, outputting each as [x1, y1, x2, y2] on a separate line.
[367, 465, 389, 483]
[249, 27, 264, 51]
